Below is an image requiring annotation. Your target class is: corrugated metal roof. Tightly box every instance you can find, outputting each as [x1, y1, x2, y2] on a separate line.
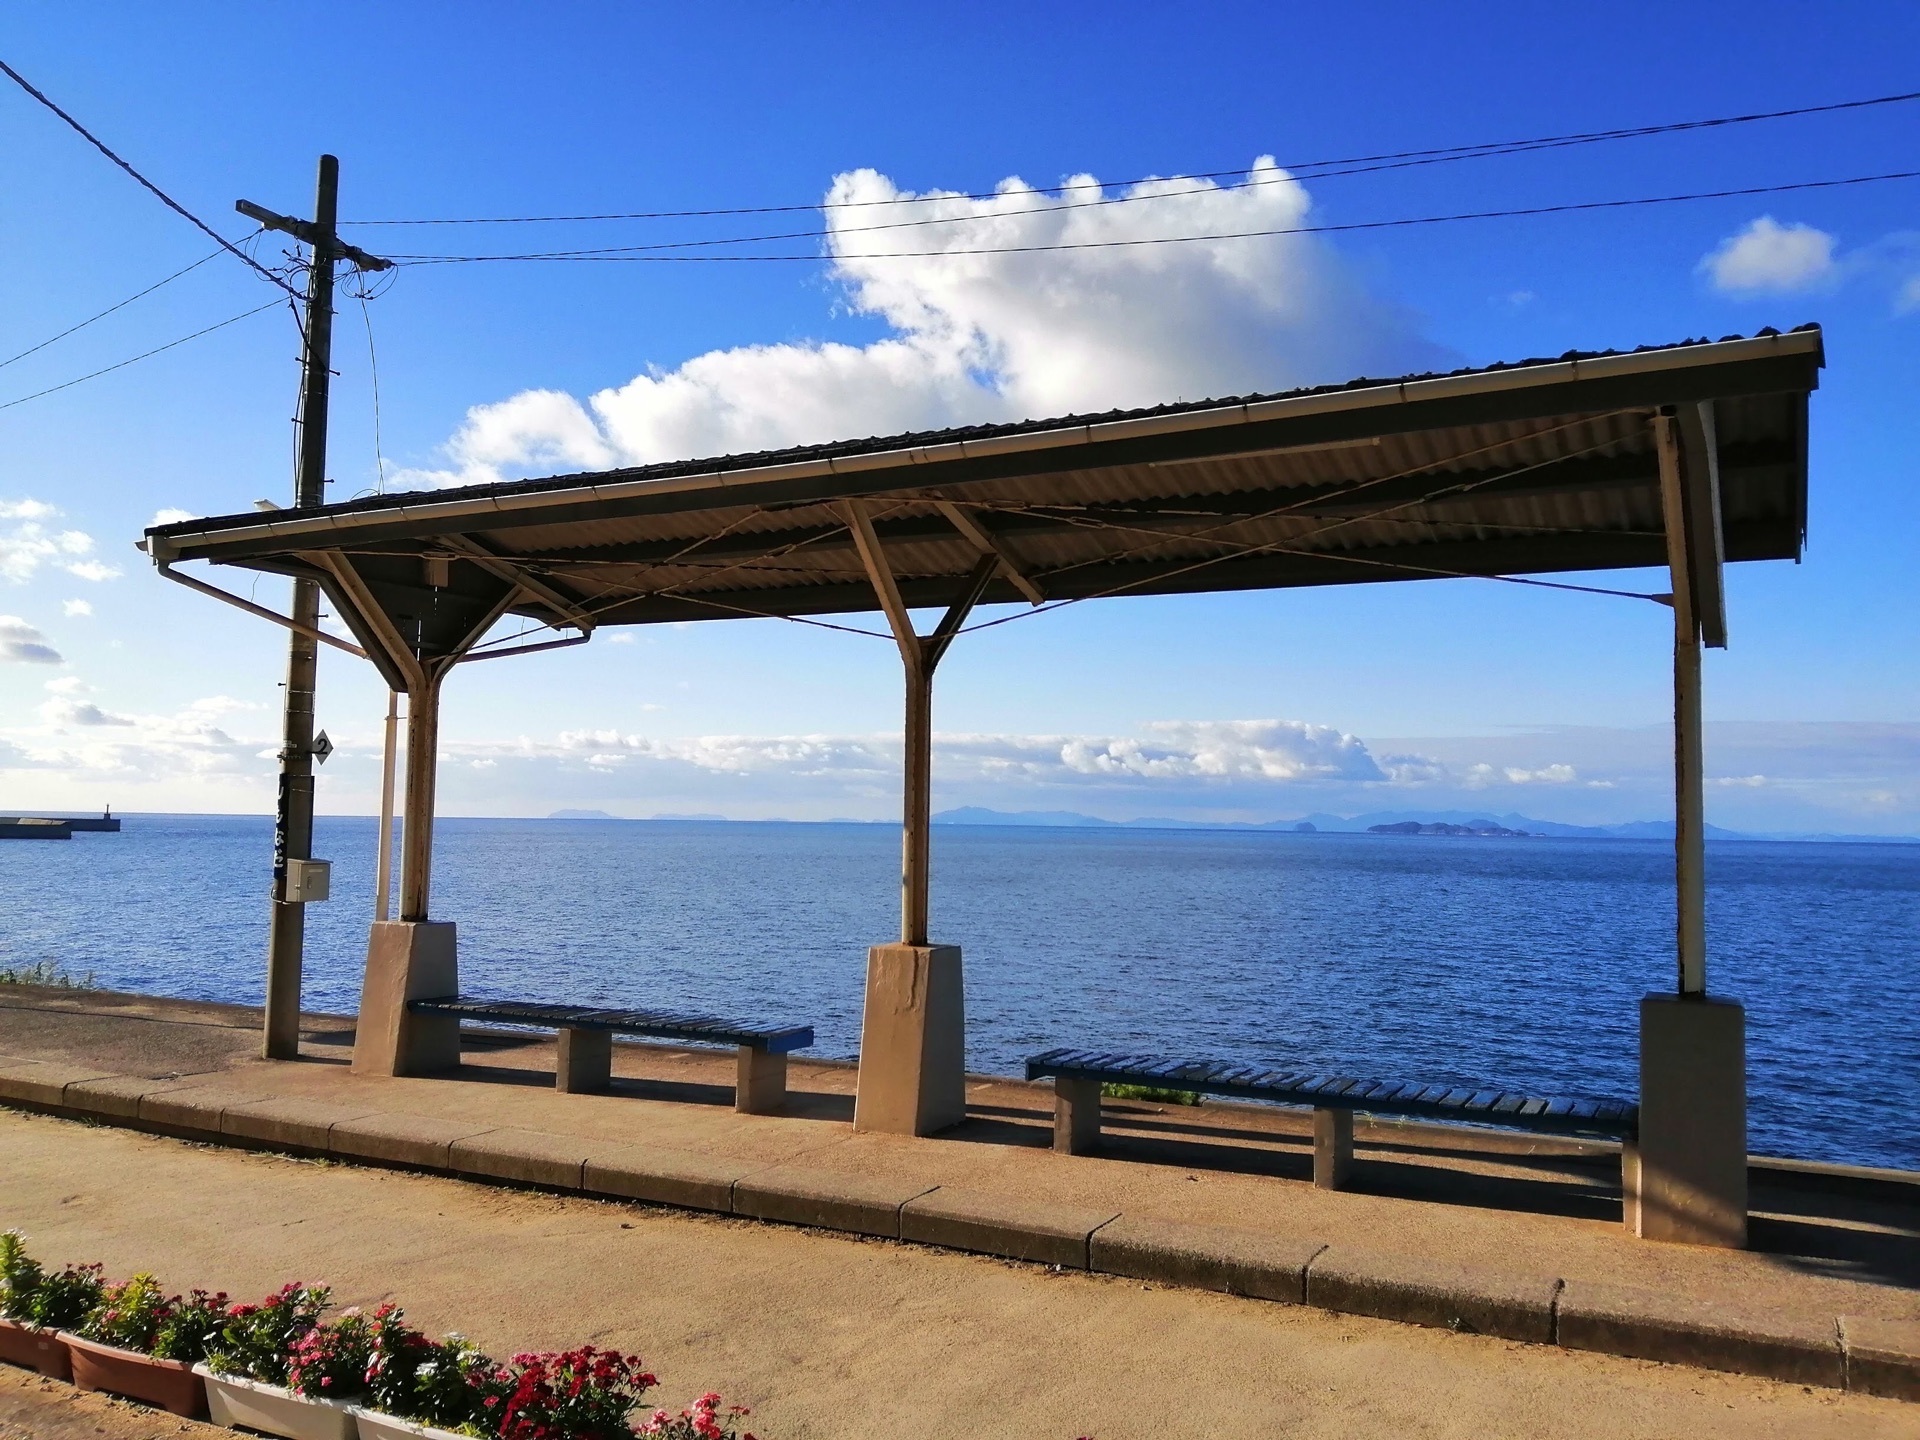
[147, 326, 1820, 684]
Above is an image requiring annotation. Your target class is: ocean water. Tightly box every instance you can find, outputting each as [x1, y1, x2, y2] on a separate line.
[4, 815, 1917, 1171]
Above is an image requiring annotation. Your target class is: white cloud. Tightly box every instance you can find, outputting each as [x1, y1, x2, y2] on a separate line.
[1899, 273, 1920, 316]
[148, 508, 196, 528]
[394, 158, 1448, 488]
[62, 598, 93, 617]
[0, 498, 117, 585]
[1700, 217, 1837, 294]
[0, 616, 61, 664]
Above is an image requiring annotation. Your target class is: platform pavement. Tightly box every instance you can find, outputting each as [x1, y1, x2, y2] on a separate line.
[1, 985, 1915, 1400]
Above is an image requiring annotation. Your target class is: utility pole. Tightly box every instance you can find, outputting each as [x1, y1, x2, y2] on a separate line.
[238, 156, 391, 1060]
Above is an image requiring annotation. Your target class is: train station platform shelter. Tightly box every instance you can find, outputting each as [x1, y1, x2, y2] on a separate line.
[146, 324, 1825, 1248]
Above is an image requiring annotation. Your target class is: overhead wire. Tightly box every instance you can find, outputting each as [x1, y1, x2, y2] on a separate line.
[0, 59, 301, 297]
[385, 168, 1920, 265]
[342, 88, 1920, 226]
[0, 300, 285, 413]
[0, 247, 226, 372]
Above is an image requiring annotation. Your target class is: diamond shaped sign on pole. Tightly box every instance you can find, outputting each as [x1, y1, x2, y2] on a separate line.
[312, 730, 334, 765]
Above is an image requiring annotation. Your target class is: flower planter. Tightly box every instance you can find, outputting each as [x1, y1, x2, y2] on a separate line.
[60, 1333, 207, 1417]
[192, 1365, 360, 1440]
[346, 1406, 469, 1440]
[0, 1317, 70, 1380]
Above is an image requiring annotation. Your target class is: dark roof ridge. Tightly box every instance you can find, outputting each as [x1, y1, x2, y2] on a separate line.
[149, 324, 1820, 536]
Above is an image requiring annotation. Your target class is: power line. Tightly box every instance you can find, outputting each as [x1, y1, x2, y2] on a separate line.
[388, 167, 1920, 265]
[0, 300, 285, 413]
[344, 89, 1920, 227]
[0, 58, 301, 297]
[0, 247, 225, 372]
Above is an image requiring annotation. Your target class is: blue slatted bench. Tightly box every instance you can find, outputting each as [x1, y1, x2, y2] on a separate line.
[1026, 1047, 1637, 1190]
[410, 997, 813, 1114]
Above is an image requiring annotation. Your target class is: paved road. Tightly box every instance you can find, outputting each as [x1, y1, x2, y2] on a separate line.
[2, 1110, 1912, 1440]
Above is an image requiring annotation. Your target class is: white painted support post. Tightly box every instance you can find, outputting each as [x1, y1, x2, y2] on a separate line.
[373, 689, 399, 923]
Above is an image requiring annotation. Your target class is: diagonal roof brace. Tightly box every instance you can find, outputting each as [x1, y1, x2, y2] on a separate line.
[933, 500, 1047, 605]
[440, 535, 598, 634]
[1655, 404, 1728, 648]
[1675, 402, 1728, 648]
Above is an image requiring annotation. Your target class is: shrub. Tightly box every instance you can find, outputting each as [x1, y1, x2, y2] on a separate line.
[365, 1307, 435, 1418]
[207, 1283, 330, 1385]
[636, 1392, 756, 1440]
[152, 1289, 229, 1364]
[77, 1273, 172, 1352]
[287, 1306, 376, 1401]
[0, 960, 94, 988]
[389, 1328, 514, 1440]
[0, 1231, 43, 1322]
[26, 1262, 103, 1331]
[499, 1347, 657, 1440]
[1101, 1083, 1200, 1106]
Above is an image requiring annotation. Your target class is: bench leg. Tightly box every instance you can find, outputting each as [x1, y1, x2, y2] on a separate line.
[1313, 1107, 1353, 1189]
[736, 1046, 787, 1114]
[1053, 1076, 1102, 1154]
[557, 1028, 612, 1094]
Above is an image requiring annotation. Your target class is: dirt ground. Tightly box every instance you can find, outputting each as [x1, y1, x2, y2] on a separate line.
[2, 1110, 1914, 1440]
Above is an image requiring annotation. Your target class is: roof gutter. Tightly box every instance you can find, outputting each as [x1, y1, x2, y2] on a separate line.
[148, 329, 1822, 563]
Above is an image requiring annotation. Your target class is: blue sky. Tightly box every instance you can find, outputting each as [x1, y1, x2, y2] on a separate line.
[1, 2, 1916, 831]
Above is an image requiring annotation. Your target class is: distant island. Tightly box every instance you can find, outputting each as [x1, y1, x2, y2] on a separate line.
[930, 806, 1918, 844]
[546, 809, 730, 822]
[1367, 820, 1533, 838]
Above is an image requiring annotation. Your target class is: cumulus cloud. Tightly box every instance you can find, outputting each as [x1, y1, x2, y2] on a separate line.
[0, 498, 117, 584]
[394, 158, 1448, 488]
[62, 598, 93, 617]
[148, 508, 196, 528]
[0, 616, 61, 664]
[0, 679, 266, 794]
[1700, 217, 1837, 294]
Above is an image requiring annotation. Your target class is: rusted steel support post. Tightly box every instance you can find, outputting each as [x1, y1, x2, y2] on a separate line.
[399, 676, 441, 923]
[1655, 410, 1708, 996]
[1672, 614, 1707, 995]
[901, 649, 933, 946]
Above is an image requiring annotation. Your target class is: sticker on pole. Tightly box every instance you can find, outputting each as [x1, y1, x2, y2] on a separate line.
[312, 730, 334, 764]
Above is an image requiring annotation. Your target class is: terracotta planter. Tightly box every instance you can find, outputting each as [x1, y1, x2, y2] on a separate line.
[0, 1317, 70, 1380]
[193, 1364, 360, 1440]
[346, 1406, 469, 1440]
[60, 1333, 207, 1417]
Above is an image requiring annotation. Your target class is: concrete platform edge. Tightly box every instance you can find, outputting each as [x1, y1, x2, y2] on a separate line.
[3, 1084, 1909, 1403]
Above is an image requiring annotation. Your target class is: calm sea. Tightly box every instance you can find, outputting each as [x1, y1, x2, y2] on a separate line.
[5, 815, 1916, 1171]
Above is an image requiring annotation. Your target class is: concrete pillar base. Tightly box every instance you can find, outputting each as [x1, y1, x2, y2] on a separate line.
[1053, 1076, 1102, 1154]
[1314, 1107, 1354, 1189]
[1629, 992, 1747, 1248]
[853, 942, 966, 1136]
[557, 1028, 612, 1093]
[735, 1048, 788, 1114]
[351, 920, 461, 1078]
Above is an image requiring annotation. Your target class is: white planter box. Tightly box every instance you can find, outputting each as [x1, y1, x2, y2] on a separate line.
[193, 1364, 360, 1440]
[346, 1406, 470, 1440]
